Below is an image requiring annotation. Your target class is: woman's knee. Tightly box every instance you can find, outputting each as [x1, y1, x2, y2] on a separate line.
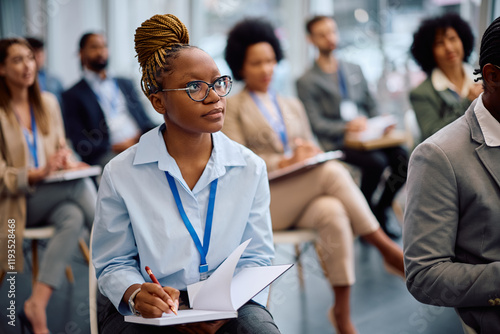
[308, 197, 349, 229]
[219, 302, 280, 334]
[72, 177, 97, 229]
[49, 202, 85, 234]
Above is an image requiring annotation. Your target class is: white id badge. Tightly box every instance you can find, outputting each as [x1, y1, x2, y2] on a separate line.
[340, 100, 359, 121]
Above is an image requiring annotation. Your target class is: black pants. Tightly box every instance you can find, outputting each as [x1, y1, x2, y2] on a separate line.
[342, 145, 408, 211]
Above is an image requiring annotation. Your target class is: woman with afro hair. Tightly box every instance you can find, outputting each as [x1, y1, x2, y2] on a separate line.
[223, 18, 405, 334]
[410, 12, 482, 142]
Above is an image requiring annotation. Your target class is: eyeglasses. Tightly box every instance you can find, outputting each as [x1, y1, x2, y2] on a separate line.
[161, 75, 232, 102]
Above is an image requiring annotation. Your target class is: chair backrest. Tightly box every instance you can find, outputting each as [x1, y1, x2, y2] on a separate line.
[89, 228, 98, 334]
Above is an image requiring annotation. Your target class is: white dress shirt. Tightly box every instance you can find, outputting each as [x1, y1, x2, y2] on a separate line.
[431, 63, 475, 98]
[474, 93, 500, 147]
[92, 125, 275, 314]
[83, 69, 140, 144]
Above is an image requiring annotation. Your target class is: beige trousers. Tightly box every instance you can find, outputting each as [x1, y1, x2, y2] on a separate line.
[270, 161, 379, 286]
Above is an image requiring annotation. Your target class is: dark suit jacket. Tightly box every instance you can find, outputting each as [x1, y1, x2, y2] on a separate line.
[62, 77, 156, 165]
[404, 99, 500, 332]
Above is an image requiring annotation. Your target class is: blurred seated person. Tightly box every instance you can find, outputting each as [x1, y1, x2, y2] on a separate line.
[25, 37, 64, 105]
[62, 32, 156, 166]
[223, 18, 404, 334]
[0, 38, 96, 334]
[296, 16, 408, 238]
[410, 12, 482, 142]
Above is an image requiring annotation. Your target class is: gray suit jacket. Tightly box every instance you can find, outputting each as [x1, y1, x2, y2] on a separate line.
[296, 60, 376, 151]
[404, 99, 500, 332]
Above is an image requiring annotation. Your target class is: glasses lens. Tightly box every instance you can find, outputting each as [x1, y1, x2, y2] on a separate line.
[187, 81, 208, 101]
[214, 77, 232, 97]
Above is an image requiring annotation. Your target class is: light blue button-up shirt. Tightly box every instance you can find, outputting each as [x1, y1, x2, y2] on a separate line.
[92, 125, 275, 314]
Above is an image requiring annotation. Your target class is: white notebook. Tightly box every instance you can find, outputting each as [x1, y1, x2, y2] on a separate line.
[43, 165, 102, 183]
[268, 150, 344, 182]
[124, 239, 292, 326]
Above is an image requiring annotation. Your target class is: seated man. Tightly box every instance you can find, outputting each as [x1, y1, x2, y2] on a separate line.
[62, 32, 156, 166]
[296, 16, 408, 238]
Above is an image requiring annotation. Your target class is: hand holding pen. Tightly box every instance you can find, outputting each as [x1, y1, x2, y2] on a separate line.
[145, 266, 178, 315]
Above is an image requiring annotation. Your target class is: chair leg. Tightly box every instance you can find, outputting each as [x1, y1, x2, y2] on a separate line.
[65, 266, 74, 283]
[0, 270, 5, 287]
[392, 200, 404, 225]
[79, 238, 90, 265]
[32, 240, 38, 286]
[295, 244, 305, 290]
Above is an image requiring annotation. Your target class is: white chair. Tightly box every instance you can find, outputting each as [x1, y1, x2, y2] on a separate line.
[89, 228, 99, 334]
[23, 226, 91, 285]
[272, 229, 325, 289]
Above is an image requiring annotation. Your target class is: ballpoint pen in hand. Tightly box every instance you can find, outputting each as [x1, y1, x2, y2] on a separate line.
[145, 266, 178, 315]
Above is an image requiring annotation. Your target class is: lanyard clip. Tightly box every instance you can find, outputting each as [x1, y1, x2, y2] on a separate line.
[199, 264, 209, 281]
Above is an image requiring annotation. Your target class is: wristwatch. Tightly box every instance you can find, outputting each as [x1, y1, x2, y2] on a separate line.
[128, 287, 142, 316]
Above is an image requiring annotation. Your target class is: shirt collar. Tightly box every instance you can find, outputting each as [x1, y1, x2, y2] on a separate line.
[431, 63, 475, 98]
[474, 93, 500, 147]
[133, 125, 247, 190]
[83, 68, 112, 88]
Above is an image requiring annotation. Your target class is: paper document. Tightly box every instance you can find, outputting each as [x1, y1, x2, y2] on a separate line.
[43, 165, 102, 183]
[268, 150, 344, 181]
[345, 115, 398, 142]
[124, 239, 292, 326]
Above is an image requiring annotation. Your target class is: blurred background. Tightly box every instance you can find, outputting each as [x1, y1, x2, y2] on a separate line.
[1, 1, 499, 334]
[1, 0, 499, 123]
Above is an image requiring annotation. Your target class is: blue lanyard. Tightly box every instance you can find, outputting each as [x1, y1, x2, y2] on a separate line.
[337, 68, 348, 99]
[249, 91, 290, 155]
[20, 107, 39, 168]
[93, 79, 121, 117]
[165, 172, 218, 281]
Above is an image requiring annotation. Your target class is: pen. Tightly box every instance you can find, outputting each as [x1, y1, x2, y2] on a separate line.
[145, 266, 178, 315]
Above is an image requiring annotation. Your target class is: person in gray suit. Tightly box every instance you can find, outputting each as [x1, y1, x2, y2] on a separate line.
[404, 16, 500, 334]
[296, 16, 408, 238]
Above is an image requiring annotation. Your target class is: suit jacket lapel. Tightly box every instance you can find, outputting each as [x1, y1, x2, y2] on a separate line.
[467, 104, 500, 190]
[0, 109, 28, 168]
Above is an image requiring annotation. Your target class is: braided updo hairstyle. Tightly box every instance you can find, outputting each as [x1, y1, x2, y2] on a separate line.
[134, 14, 191, 97]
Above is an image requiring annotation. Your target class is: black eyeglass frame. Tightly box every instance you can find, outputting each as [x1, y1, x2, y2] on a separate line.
[161, 75, 233, 102]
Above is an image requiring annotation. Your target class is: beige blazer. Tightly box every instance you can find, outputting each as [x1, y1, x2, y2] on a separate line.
[0, 92, 66, 271]
[223, 89, 316, 172]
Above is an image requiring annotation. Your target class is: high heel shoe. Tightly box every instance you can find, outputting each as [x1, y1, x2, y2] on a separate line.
[327, 307, 340, 333]
[18, 309, 51, 334]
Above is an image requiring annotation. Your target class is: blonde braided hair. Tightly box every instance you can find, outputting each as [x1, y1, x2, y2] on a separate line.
[134, 14, 190, 97]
